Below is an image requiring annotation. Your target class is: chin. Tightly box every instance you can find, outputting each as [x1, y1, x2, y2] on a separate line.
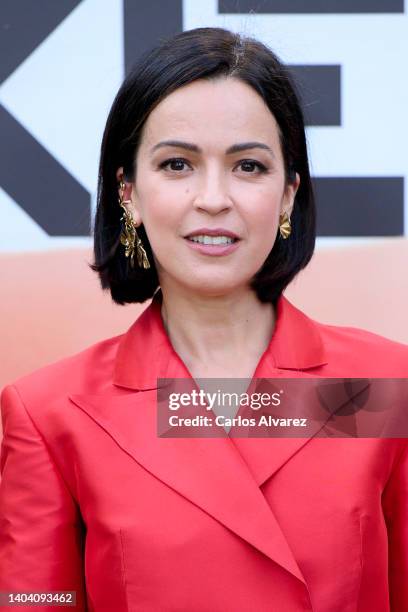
[182, 277, 249, 298]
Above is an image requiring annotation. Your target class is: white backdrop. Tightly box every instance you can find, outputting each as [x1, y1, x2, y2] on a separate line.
[1, 0, 406, 251]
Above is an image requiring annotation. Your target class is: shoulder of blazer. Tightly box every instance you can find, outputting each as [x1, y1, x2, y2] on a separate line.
[310, 317, 408, 376]
[1, 331, 125, 408]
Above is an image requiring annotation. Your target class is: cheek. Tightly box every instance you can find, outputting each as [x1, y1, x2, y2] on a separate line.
[140, 192, 180, 233]
[142, 204, 185, 257]
[245, 193, 281, 233]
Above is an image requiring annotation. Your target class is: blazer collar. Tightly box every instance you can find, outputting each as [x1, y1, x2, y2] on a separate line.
[113, 289, 328, 391]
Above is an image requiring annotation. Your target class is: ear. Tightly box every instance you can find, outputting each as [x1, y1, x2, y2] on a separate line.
[281, 172, 300, 218]
[116, 167, 142, 225]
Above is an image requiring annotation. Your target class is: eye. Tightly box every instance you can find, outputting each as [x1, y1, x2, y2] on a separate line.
[236, 159, 268, 174]
[158, 157, 192, 172]
[158, 157, 269, 174]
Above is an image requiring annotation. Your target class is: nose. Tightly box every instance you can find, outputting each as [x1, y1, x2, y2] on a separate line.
[192, 167, 233, 215]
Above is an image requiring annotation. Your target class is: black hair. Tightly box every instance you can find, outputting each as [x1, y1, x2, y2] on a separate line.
[90, 26, 315, 305]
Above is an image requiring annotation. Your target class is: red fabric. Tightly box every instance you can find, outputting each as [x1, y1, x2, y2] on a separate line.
[1, 291, 407, 611]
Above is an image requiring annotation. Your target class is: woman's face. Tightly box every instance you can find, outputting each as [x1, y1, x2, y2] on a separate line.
[117, 77, 300, 298]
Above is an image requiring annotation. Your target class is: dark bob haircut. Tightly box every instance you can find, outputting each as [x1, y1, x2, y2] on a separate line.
[90, 26, 316, 305]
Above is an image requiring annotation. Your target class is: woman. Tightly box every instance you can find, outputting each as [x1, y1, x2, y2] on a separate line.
[0, 27, 407, 612]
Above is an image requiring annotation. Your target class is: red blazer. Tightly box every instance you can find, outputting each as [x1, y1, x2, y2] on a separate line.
[1, 291, 407, 611]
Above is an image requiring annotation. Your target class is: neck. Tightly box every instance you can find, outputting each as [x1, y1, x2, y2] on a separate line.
[157, 285, 276, 375]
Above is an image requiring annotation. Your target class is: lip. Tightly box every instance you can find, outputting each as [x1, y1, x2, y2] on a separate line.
[184, 236, 241, 257]
[184, 227, 240, 239]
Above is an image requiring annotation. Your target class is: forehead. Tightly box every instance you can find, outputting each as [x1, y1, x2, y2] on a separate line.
[139, 77, 281, 150]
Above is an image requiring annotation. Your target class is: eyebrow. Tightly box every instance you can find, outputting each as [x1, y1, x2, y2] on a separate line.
[150, 139, 275, 158]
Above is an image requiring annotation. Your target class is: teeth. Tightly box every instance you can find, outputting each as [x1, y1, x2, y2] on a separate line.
[188, 235, 235, 245]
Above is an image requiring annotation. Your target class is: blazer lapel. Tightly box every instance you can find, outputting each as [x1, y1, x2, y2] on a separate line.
[229, 374, 371, 486]
[69, 388, 307, 585]
[68, 290, 343, 589]
[226, 294, 330, 485]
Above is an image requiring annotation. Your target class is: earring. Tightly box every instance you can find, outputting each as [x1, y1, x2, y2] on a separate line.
[279, 211, 292, 239]
[118, 180, 150, 269]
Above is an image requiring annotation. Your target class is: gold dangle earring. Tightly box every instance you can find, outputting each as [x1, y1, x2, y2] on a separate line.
[279, 211, 292, 240]
[118, 179, 150, 269]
